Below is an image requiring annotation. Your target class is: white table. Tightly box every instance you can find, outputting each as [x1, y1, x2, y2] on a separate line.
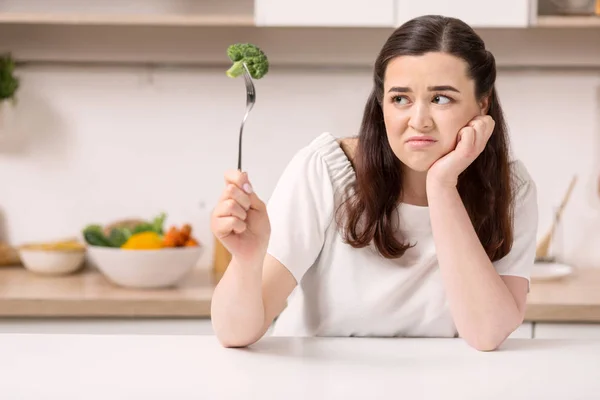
[1, 334, 599, 399]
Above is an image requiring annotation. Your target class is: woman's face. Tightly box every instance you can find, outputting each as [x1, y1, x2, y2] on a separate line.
[382, 51, 488, 172]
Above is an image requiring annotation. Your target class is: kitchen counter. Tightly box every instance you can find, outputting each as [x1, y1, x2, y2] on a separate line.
[0, 266, 214, 317]
[526, 267, 600, 323]
[1, 334, 599, 399]
[1, 265, 599, 322]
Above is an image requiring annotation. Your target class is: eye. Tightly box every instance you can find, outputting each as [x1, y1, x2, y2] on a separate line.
[392, 95, 409, 105]
[433, 95, 452, 105]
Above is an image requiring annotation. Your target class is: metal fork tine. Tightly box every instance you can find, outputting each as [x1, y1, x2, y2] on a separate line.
[243, 67, 255, 97]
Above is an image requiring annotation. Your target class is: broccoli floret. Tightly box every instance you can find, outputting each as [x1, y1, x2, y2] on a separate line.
[226, 43, 269, 80]
[0, 54, 19, 102]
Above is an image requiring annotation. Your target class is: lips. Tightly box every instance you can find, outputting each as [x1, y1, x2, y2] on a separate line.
[404, 136, 437, 150]
[405, 136, 437, 143]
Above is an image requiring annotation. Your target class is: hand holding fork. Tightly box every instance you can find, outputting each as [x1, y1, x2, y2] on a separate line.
[211, 62, 271, 265]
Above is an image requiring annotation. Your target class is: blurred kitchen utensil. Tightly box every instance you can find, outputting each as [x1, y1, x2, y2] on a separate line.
[550, 0, 596, 14]
[536, 175, 578, 259]
[237, 62, 256, 171]
[212, 237, 232, 283]
[0, 242, 20, 266]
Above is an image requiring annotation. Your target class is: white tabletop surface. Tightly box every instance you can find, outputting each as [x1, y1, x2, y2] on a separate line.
[1, 334, 599, 399]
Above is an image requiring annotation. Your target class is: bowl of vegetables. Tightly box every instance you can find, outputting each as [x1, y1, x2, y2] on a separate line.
[83, 213, 203, 289]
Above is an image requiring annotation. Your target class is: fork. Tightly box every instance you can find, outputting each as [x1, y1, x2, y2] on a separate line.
[237, 62, 256, 171]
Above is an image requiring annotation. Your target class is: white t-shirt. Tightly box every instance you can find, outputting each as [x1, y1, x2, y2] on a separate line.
[266, 132, 538, 338]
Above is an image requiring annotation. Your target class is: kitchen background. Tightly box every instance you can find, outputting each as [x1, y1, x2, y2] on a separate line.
[0, 0, 599, 337]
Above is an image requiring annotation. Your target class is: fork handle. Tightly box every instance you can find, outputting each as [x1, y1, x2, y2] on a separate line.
[237, 124, 243, 171]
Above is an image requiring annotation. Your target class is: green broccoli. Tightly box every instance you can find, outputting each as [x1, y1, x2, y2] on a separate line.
[108, 227, 131, 247]
[131, 212, 166, 235]
[226, 43, 269, 80]
[82, 224, 114, 247]
[0, 54, 19, 102]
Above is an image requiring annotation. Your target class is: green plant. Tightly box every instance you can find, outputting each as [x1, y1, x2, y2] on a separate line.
[82, 212, 167, 248]
[226, 43, 269, 80]
[0, 54, 19, 103]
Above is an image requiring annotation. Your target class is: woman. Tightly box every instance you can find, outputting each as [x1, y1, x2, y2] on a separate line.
[210, 15, 538, 351]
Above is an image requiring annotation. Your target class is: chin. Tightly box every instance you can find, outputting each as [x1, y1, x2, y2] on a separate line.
[404, 161, 433, 173]
[391, 142, 439, 169]
[395, 154, 437, 173]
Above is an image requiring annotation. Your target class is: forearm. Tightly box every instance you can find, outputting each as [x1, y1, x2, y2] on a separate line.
[427, 185, 522, 351]
[210, 257, 267, 347]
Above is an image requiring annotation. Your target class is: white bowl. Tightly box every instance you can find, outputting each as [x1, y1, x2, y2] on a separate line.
[531, 262, 574, 282]
[18, 248, 86, 276]
[86, 245, 203, 289]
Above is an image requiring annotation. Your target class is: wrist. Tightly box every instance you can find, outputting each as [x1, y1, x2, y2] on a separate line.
[426, 181, 458, 202]
[426, 170, 458, 190]
[230, 253, 265, 273]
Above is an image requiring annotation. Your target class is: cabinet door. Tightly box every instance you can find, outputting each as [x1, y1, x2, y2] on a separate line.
[395, 0, 532, 28]
[534, 323, 600, 339]
[255, 0, 395, 27]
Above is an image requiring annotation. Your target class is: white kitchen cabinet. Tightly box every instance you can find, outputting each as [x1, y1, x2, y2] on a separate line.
[254, 0, 395, 27]
[0, 318, 278, 336]
[533, 323, 600, 339]
[508, 322, 533, 339]
[395, 0, 533, 28]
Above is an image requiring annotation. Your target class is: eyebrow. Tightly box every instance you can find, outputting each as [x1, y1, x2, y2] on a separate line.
[388, 85, 460, 93]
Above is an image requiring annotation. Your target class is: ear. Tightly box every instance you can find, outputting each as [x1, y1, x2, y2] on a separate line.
[478, 93, 491, 115]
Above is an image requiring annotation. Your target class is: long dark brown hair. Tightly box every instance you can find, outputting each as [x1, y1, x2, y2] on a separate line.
[338, 14, 513, 261]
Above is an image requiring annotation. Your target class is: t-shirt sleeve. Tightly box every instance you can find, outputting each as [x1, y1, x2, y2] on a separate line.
[492, 160, 539, 284]
[265, 146, 336, 284]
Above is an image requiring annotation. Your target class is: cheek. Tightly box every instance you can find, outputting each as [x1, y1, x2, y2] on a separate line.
[383, 104, 409, 134]
[434, 110, 473, 145]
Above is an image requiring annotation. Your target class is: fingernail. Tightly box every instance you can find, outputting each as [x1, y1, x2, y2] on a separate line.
[243, 183, 253, 194]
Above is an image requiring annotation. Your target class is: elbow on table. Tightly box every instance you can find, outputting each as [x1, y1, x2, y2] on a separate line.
[463, 318, 523, 352]
[465, 335, 504, 352]
[212, 321, 267, 349]
[215, 330, 264, 348]
[218, 337, 256, 349]
[210, 310, 269, 348]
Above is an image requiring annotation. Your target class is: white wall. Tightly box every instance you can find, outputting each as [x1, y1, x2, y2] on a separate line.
[1, 43, 599, 271]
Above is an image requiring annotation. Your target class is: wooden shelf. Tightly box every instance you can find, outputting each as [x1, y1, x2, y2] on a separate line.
[536, 15, 600, 27]
[1, 12, 599, 29]
[0, 12, 254, 27]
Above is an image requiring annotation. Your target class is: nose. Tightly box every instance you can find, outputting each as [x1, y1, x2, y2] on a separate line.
[408, 103, 433, 132]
